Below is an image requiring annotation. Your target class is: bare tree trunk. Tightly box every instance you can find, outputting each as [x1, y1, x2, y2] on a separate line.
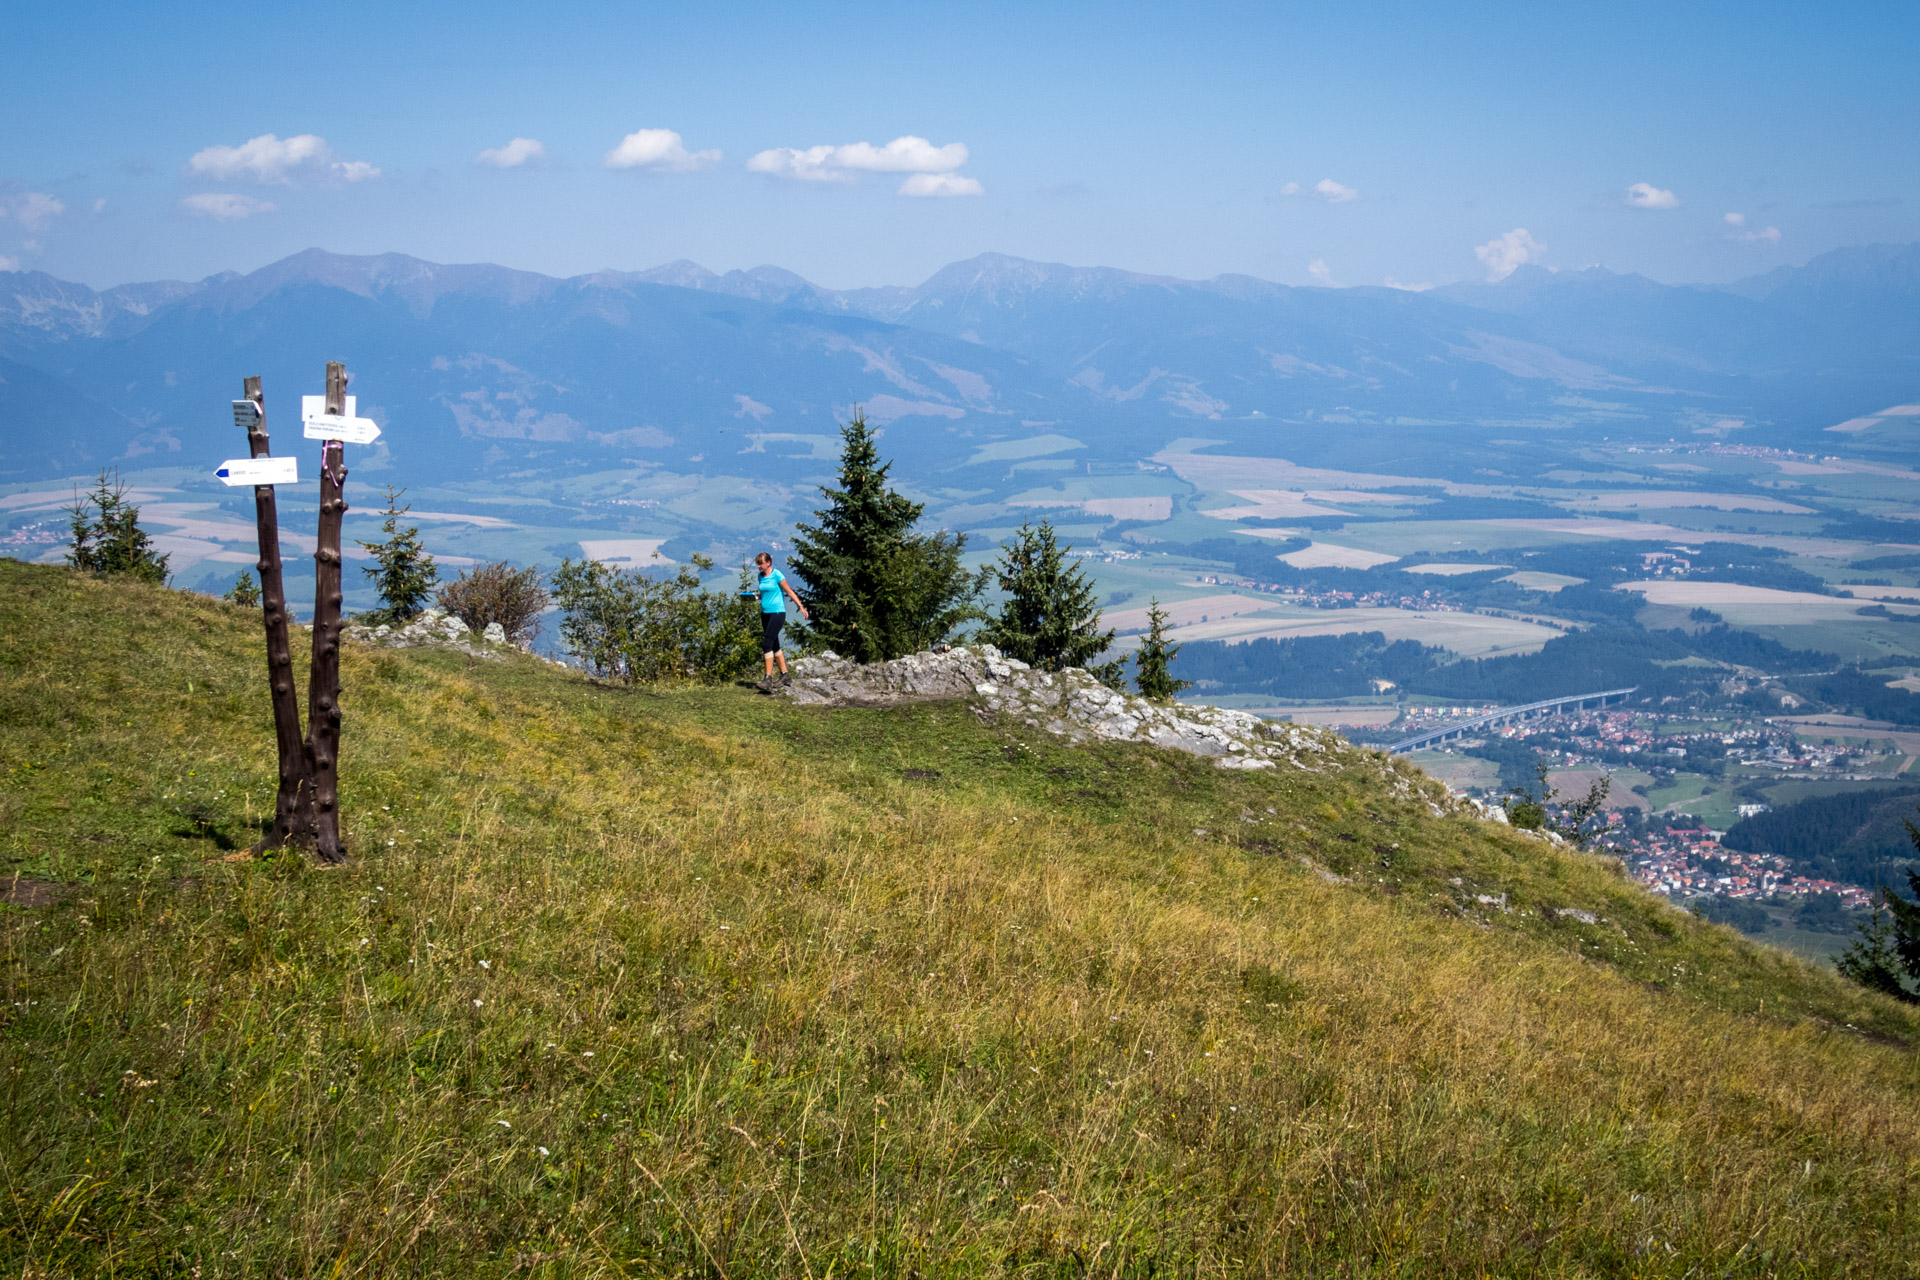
[306, 362, 350, 864]
[241, 375, 315, 853]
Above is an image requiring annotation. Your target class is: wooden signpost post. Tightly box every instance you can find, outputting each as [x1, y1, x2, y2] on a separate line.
[306, 363, 351, 864]
[229, 361, 370, 865]
[235, 377, 315, 853]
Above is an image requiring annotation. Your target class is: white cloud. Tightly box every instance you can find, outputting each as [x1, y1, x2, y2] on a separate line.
[187, 133, 378, 185]
[1280, 181, 1300, 196]
[1474, 227, 1546, 281]
[899, 172, 983, 197]
[180, 192, 277, 221]
[1625, 181, 1679, 209]
[748, 135, 969, 183]
[1384, 277, 1433, 292]
[92, 197, 107, 214]
[0, 255, 18, 271]
[476, 137, 546, 168]
[832, 136, 967, 173]
[4, 192, 66, 230]
[604, 129, 720, 172]
[1307, 258, 1336, 286]
[1314, 178, 1358, 203]
[1724, 212, 1780, 244]
[748, 145, 844, 183]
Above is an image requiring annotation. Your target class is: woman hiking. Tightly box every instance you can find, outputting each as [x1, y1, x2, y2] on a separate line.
[749, 551, 808, 691]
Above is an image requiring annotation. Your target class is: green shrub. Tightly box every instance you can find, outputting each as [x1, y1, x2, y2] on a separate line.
[551, 552, 757, 684]
[438, 561, 549, 646]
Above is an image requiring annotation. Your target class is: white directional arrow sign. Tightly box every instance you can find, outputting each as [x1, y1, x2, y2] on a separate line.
[300, 394, 383, 444]
[216, 456, 299, 487]
[232, 398, 263, 430]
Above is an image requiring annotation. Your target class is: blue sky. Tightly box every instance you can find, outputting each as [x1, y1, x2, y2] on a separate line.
[3, 0, 1915, 290]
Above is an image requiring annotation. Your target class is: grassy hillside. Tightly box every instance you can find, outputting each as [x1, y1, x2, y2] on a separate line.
[3, 558, 1918, 1277]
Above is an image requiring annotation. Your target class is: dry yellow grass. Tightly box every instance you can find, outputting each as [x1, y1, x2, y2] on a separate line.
[4, 561, 1918, 1277]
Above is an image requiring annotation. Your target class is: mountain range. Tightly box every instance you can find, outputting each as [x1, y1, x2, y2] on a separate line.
[3, 243, 1918, 485]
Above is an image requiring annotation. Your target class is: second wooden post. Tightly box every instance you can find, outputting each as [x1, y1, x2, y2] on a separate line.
[306, 361, 350, 864]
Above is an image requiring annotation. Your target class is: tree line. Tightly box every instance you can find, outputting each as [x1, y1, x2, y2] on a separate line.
[63, 414, 1187, 702]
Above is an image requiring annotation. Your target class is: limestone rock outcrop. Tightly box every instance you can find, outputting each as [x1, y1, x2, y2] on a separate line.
[784, 645, 1351, 772]
[345, 608, 505, 658]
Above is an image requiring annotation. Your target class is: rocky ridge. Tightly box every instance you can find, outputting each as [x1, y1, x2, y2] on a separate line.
[345, 608, 511, 658]
[785, 645, 1400, 778]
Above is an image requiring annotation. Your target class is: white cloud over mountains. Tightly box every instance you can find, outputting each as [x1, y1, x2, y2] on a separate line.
[1474, 227, 1545, 280]
[1724, 211, 1781, 244]
[180, 193, 276, 221]
[477, 138, 546, 168]
[1625, 181, 1679, 209]
[604, 129, 720, 172]
[748, 136, 980, 195]
[2, 192, 65, 230]
[188, 133, 379, 185]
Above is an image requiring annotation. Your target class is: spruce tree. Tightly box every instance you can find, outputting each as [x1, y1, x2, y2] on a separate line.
[65, 470, 169, 584]
[1836, 818, 1920, 1003]
[978, 519, 1115, 672]
[356, 485, 438, 624]
[1132, 598, 1191, 701]
[224, 571, 262, 608]
[788, 411, 978, 662]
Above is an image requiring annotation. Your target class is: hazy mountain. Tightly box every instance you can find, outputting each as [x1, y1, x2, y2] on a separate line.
[0, 251, 1087, 484]
[3, 243, 1916, 485]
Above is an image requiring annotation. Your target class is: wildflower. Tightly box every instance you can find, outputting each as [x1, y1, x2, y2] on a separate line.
[478, 960, 490, 969]
[473, 999, 483, 1007]
[538, 1146, 550, 1156]
[496, 1120, 511, 1129]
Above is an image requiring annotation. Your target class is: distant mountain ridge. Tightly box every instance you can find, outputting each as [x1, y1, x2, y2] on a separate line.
[3, 243, 1916, 483]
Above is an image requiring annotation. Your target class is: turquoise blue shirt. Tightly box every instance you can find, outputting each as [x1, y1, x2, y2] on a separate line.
[757, 568, 787, 614]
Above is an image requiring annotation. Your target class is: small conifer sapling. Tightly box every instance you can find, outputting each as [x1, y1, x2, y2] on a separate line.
[979, 519, 1116, 674]
[224, 571, 262, 608]
[1133, 598, 1191, 701]
[357, 485, 438, 624]
[1836, 817, 1920, 1003]
[65, 469, 169, 583]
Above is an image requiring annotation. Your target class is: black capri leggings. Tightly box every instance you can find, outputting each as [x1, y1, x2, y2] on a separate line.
[761, 611, 785, 655]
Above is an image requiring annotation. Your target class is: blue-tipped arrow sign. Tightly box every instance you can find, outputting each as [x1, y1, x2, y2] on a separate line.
[215, 456, 299, 486]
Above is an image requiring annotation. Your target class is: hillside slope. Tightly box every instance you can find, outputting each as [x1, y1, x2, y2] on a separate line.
[2, 560, 1918, 1277]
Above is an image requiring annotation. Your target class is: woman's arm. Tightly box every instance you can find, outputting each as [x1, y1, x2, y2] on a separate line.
[781, 578, 809, 618]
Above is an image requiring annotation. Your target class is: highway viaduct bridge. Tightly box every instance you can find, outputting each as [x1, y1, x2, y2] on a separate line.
[1385, 687, 1640, 755]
